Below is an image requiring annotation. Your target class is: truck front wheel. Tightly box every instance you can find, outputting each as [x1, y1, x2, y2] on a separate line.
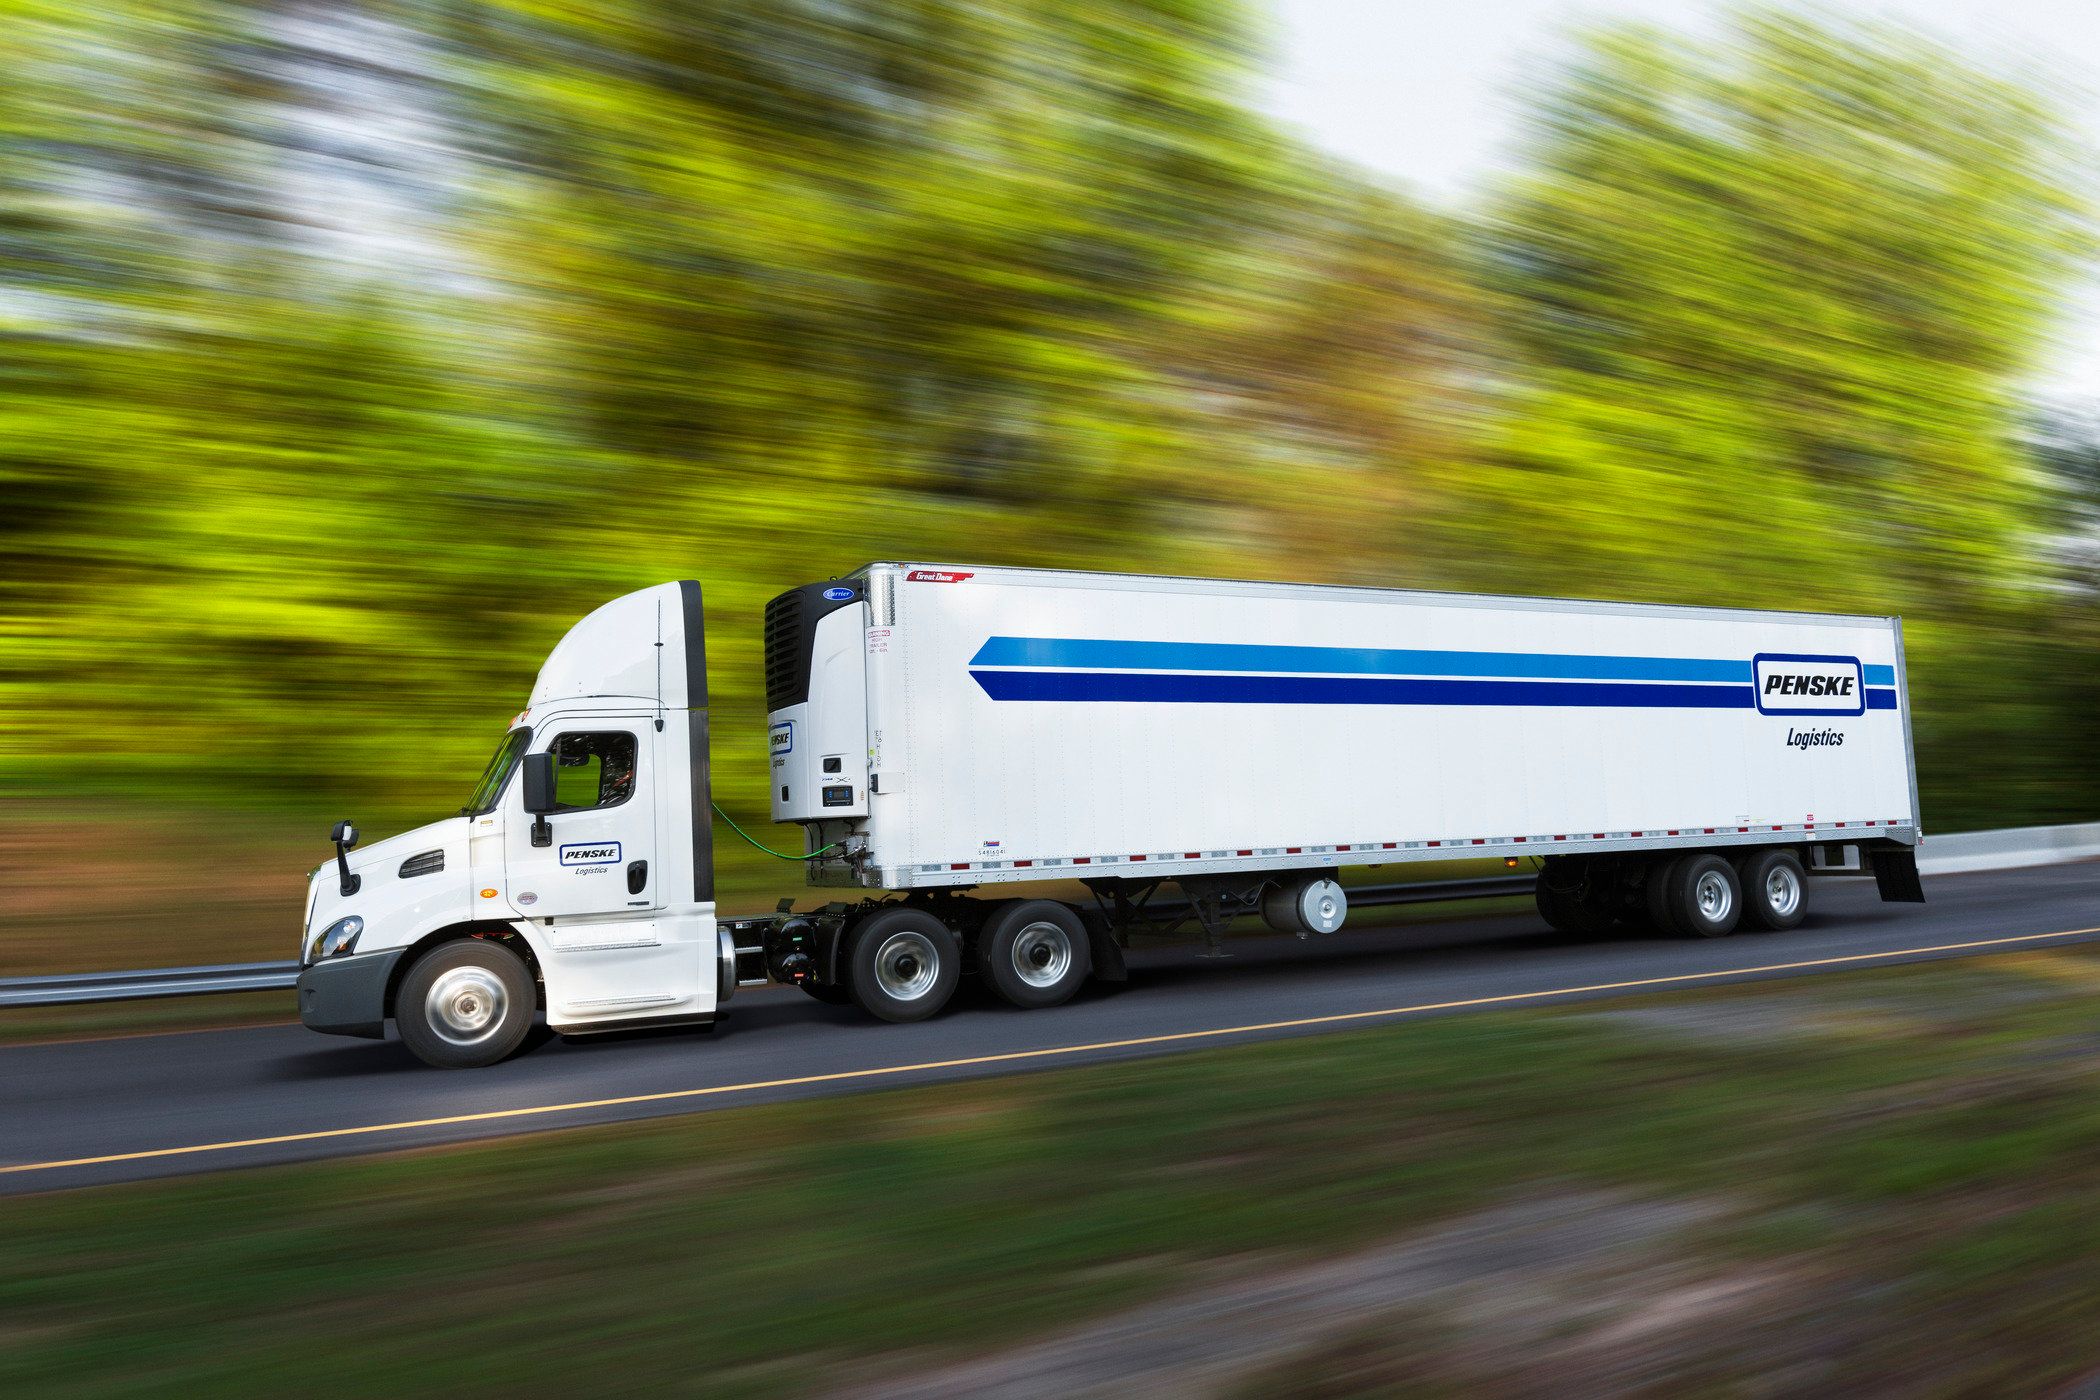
[980, 900, 1091, 1008]
[395, 939, 536, 1069]
[846, 907, 961, 1023]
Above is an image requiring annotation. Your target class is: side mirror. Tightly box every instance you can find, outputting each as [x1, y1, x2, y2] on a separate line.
[522, 752, 556, 847]
[522, 753, 557, 814]
[330, 820, 361, 897]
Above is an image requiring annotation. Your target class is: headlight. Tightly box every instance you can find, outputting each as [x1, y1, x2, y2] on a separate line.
[306, 916, 364, 965]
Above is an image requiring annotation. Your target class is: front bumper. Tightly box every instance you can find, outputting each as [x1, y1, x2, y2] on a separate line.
[296, 947, 406, 1040]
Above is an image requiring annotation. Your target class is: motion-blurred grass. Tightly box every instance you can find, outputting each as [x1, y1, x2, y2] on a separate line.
[6, 950, 2100, 1395]
[4, 1, 2099, 972]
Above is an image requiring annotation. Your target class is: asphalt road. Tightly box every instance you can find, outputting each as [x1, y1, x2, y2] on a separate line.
[5, 863, 2098, 1194]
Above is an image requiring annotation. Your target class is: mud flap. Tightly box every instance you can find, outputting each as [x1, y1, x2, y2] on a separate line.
[1871, 847, 1926, 903]
[1083, 913, 1129, 983]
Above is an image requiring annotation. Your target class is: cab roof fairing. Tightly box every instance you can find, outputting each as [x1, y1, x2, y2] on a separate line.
[527, 581, 700, 711]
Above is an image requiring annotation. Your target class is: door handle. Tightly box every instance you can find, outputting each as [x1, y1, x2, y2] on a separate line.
[627, 859, 648, 895]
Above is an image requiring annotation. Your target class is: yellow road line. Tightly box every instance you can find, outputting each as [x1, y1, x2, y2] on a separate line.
[7, 924, 2099, 1178]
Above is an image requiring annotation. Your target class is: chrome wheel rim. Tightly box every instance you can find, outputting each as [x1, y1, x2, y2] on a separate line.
[874, 931, 941, 1001]
[1695, 870, 1733, 924]
[1010, 921, 1074, 988]
[426, 966, 507, 1046]
[1765, 865, 1801, 918]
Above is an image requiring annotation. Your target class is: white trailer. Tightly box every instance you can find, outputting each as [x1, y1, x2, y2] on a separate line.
[295, 564, 1923, 1067]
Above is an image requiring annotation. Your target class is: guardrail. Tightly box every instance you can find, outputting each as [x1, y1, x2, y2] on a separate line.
[1914, 821, 2100, 876]
[7, 822, 2094, 1011]
[0, 962, 302, 1009]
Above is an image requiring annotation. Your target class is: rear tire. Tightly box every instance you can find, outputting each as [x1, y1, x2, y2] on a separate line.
[1664, 853, 1741, 938]
[845, 907, 960, 1023]
[395, 939, 536, 1069]
[1735, 848, 1808, 931]
[979, 900, 1091, 1008]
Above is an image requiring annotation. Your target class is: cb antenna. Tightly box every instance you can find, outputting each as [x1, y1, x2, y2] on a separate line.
[653, 596, 665, 732]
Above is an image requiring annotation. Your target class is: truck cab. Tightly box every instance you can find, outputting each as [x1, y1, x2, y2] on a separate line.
[295, 581, 729, 1067]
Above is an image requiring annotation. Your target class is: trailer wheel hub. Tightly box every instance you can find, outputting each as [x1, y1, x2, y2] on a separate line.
[1766, 866, 1801, 917]
[1696, 870, 1734, 923]
[1011, 922, 1074, 988]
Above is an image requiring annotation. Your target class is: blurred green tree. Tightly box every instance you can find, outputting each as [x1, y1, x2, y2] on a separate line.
[1472, 13, 2088, 610]
[0, 0, 2094, 851]
[1463, 13, 2093, 825]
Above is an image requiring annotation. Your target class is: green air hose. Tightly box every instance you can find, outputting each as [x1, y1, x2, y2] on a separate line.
[711, 801, 841, 861]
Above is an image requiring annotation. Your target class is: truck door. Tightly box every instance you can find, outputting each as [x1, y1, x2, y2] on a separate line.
[503, 721, 660, 921]
[504, 719, 707, 1025]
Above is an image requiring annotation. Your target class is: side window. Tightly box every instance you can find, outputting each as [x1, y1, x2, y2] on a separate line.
[548, 732, 637, 812]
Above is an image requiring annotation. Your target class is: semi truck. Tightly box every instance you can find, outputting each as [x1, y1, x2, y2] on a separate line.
[295, 564, 1924, 1068]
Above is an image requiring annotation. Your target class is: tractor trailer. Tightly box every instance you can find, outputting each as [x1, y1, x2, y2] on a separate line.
[295, 564, 1924, 1067]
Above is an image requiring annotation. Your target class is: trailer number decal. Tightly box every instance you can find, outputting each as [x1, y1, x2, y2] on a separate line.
[560, 842, 621, 867]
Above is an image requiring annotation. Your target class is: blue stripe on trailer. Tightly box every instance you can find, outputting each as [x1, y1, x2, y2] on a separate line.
[972, 670, 1760, 708]
[1863, 664, 1895, 686]
[1866, 688, 1898, 710]
[970, 636, 1752, 683]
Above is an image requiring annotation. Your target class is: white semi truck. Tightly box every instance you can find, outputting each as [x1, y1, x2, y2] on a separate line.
[296, 564, 1923, 1067]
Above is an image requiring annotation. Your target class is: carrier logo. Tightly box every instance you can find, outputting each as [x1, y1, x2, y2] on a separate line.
[822, 586, 855, 601]
[769, 721, 793, 755]
[905, 569, 973, 583]
[560, 842, 621, 867]
[1753, 653, 1864, 717]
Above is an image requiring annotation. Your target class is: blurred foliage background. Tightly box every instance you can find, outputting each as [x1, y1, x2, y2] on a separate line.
[4, 0, 2099, 955]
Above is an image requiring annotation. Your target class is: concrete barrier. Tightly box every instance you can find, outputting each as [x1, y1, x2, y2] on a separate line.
[1917, 821, 2100, 876]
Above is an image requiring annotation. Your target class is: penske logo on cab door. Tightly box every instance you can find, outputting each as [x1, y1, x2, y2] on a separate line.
[1753, 653, 1864, 717]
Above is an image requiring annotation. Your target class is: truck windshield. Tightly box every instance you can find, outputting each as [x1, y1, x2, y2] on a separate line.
[463, 727, 531, 816]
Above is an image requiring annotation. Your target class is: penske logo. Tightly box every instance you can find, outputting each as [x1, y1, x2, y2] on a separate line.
[560, 842, 621, 867]
[1753, 653, 1864, 717]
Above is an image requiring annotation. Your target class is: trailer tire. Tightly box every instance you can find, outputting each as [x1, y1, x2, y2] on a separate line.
[395, 939, 536, 1069]
[845, 907, 960, 1023]
[1535, 869, 1616, 936]
[1643, 855, 1687, 936]
[979, 901, 1091, 1008]
[1735, 848, 1808, 931]
[1662, 853, 1741, 938]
